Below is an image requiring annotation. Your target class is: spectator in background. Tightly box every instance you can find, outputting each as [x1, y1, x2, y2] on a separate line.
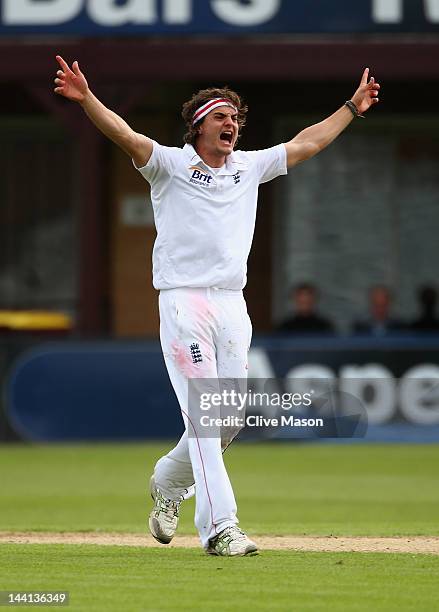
[410, 286, 439, 332]
[353, 285, 405, 336]
[277, 283, 334, 334]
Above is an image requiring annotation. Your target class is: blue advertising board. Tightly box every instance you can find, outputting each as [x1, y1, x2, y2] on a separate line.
[6, 337, 439, 443]
[1, 0, 438, 36]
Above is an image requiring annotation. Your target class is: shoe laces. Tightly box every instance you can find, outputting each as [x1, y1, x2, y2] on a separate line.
[216, 526, 246, 544]
[155, 490, 181, 518]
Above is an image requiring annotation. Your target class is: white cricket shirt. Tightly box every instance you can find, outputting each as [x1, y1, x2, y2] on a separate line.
[135, 141, 287, 290]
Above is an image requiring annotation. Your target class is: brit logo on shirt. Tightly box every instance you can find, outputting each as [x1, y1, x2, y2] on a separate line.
[189, 165, 213, 187]
[232, 171, 241, 184]
[190, 343, 203, 364]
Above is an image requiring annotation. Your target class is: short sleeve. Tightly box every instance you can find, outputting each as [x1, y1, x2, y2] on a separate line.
[133, 139, 180, 184]
[246, 143, 288, 184]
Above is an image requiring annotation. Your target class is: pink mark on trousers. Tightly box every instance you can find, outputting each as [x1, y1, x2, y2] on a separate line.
[189, 292, 220, 323]
[170, 291, 217, 377]
[171, 341, 200, 378]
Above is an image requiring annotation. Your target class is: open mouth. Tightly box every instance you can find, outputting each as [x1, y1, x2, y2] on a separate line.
[220, 131, 233, 144]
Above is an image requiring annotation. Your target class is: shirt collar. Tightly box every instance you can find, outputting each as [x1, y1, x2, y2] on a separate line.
[183, 143, 248, 175]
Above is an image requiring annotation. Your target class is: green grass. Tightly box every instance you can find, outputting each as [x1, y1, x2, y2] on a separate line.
[1, 545, 438, 611]
[1, 443, 439, 610]
[0, 443, 438, 535]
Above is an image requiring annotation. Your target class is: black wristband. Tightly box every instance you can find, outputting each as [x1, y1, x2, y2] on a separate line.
[344, 100, 365, 119]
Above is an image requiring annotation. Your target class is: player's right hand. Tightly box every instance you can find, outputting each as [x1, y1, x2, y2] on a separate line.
[54, 55, 88, 103]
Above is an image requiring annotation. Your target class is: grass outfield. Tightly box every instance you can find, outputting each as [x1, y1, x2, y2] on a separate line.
[1, 545, 439, 611]
[1, 443, 439, 611]
[0, 443, 438, 535]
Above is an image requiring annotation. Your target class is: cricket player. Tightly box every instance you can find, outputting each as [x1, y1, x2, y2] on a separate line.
[54, 57, 380, 556]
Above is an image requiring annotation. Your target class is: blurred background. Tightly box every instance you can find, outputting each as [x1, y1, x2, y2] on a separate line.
[1, 0, 439, 443]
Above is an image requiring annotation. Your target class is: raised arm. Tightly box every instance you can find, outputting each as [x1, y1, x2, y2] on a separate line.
[285, 68, 380, 168]
[54, 55, 152, 168]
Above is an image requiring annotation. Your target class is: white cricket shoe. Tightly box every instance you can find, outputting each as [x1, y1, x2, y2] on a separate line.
[207, 526, 258, 556]
[148, 476, 181, 544]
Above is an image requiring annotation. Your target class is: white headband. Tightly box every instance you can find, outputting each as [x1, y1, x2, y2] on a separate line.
[192, 98, 237, 125]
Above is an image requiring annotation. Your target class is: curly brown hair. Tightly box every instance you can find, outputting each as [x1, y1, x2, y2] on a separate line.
[181, 86, 248, 145]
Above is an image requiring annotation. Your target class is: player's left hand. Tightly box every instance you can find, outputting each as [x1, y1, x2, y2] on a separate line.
[350, 68, 380, 114]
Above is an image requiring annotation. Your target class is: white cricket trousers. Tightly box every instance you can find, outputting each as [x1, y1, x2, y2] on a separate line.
[153, 287, 252, 548]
